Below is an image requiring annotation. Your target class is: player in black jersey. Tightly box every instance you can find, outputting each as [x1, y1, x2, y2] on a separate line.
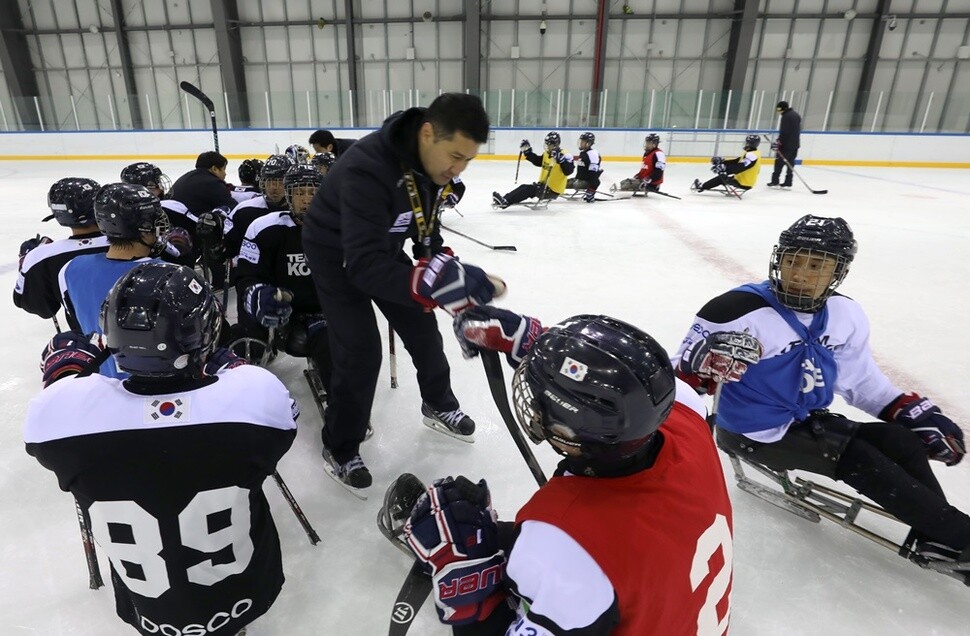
[14, 177, 109, 330]
[233, 164, 333, 393]
[25, 262, 298, 636]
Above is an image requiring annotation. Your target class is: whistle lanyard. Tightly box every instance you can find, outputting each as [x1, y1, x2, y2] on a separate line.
[401, 167, 453, 255]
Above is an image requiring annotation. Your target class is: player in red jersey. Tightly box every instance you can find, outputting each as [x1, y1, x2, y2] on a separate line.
[404, 308, 734, 635]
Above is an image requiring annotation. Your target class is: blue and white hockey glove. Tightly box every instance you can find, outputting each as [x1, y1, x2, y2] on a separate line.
[41, 331, 104, 388]
[454, 306, 544, 367]
[405, 476, 507, 626]
[711, 156, 724, 165]
[203, 347, 248, 375]
[885, 393, 966, 466]
[679, 331, 762, 384]
[711, 162, 728, 175]
[410, 253, 499, 316]
[244, 283, 294, 328]
[19, 235, 52, 266]
[164, 226, 193, 259]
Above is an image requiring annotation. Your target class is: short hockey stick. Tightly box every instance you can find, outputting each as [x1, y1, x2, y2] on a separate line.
[179, 81, 219, 152]
[762, 134, 826, 194]
[514, 151, 522, 183]
[440, 223, 517, 252]
[389, 325, 399, 389]
[481, 350, 548, 487]
[272, 470, 321, 545]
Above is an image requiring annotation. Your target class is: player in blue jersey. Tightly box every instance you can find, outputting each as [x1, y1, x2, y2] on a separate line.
[675, 214, 969, 572]
[59, 183, 172, 378]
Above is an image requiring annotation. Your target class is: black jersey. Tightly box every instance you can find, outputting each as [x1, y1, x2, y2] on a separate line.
[574, 149, 603, 182]
[235, 212, 321, 314]
[13, 231, 108, 329]
[24, 366, 298, 635]
[225, 196, 287, 261]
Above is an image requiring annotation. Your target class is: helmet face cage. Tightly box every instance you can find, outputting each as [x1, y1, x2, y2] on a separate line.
[512, 361, 548, 445]
[769, 246, 850, 312]
[312, 152, 336, 175]
[578, 132, 595, 148]
[47, 178, 100, 227]
[101, 263, 222, 377]
[285, 144, 310, 164]
[283, 166, 322, 215]
[744, 134, 761, 150]
[261, 155, 293, 200]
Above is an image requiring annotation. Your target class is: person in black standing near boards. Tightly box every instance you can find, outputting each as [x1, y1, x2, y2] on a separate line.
[301, 93, 499, 496]
[308, 129, 356, 161]
[768, 100, 802, 188]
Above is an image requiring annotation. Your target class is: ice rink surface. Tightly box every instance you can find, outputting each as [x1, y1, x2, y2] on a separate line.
[1, 155, 969, 635]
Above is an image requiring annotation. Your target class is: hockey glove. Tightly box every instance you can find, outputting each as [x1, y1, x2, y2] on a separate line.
[583, 189, 597, 203]
[454, 306, 544, 367]
[770, 140, 781, 152]
[443, 192, 461, 208]
[712, 162, 728, 176]
[679, 331, 762, 384]
[243, 283, 294, 328]
[519, 139, 532, 154]
[41, 331, 105, 388]
[410, 253, 497, 316]
[19, 235, 53, 267]
[203, 347, 248, 376]
[884, 393, 966, 466]
[711, 156, 724, 165]
[165, 226, 194, 259]
[405, 476, 507, 626]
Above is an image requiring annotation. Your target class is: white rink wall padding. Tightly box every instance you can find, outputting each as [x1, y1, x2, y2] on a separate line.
[1, 128, 969, 167]
[2, 157, 969, 635]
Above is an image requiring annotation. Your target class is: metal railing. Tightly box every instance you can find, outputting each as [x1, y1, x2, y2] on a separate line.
[1, 88, 967, 134]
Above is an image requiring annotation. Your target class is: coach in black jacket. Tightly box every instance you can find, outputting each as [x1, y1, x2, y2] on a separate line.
[302, 93, 491, 490]
[769, 101, 802, 187]
[171, 151, 237, 214]
[308, 129, 357, 160]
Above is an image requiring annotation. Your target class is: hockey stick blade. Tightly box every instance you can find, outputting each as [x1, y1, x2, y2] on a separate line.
[179, 81, 214, 111]
[389, 561, 432, 635]
[441, 223, 517, 251]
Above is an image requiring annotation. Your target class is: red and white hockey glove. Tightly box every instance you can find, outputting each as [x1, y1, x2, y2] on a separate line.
[40, 331, 105, 388]
[454, 306, 544, 367]
[883, 393, 966, 466]
[679, 331, 762, 384]
[405, 476, 507, 626]
[410, 253, 500, 316]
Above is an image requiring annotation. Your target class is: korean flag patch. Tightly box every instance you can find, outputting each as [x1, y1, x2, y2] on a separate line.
[559, 357, 588, 382]
[144, 396, 191, 424]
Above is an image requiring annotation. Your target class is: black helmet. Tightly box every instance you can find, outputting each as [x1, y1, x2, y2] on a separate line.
[100, 262, 222, 378]
[544, 131, 561, 148]
[311, 152, 336, 173]
[285, 144, 310, 164]
[94, 183, 170, 254]
[512, 315, 676, 469]
[769, 215, 857, 312]
[645, 133, 661, 146]
[238, 158, 265, 185]
[46, 177, 101, 227]
[744, 134, 761, 150]
[120, 162, 171, 195]
[579, 132, 595, 145]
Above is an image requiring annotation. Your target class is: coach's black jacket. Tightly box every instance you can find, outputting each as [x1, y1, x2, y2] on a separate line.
[301, 108, 452, 306]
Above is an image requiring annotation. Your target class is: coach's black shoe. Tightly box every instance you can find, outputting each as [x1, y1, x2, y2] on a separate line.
[322, 446, 372, 499]
[422, 402, 475, 443]
[767, 180, 780, 187]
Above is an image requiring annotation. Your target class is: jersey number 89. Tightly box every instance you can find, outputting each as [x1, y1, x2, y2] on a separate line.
[87, 485, 254, 598]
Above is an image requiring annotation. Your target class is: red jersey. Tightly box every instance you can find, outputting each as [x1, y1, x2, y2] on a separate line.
[635, 148, 666, 185]
[515, 401, 733, 635]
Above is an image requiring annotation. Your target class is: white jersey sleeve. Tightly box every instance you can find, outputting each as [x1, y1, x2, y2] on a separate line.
[506, 520, 616, 634]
